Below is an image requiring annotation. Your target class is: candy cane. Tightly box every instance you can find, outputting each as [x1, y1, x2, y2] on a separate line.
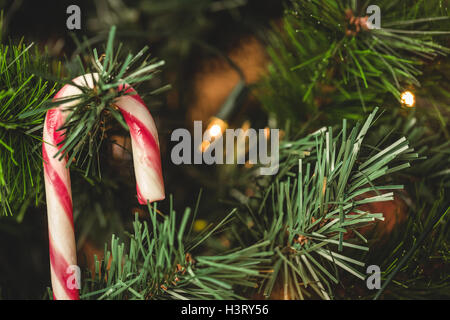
[43, 73, 164, 300]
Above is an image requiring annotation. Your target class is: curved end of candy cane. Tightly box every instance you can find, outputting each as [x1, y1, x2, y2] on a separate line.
[136, 180, 165, 205]
[116, 88, 165, 205]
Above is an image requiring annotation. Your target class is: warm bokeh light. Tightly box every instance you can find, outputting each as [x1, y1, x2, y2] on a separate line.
[401, 90, 415, 107]
[208, 124, 222, 137]
[199, 140, 211, 152]
[205, 117, 228, 139]
[241, 120, 251, 132]
[264, 127, 270, 139]
[244, 161, 253, 169]
[193, 219, 208, 232]
[200, 117, 228, 153]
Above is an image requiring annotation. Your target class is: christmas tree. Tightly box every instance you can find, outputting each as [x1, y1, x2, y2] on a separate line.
[0, 0, 448, 300]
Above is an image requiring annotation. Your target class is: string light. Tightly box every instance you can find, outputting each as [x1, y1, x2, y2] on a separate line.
[209, 124, 222, 137]
[207, 117, 228, 138]
[200, 117, 228, 152]
[401, 90, 415, 108]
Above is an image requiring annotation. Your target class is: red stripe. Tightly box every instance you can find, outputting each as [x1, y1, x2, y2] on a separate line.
[46, 109, 66, 148]
[119, 85, 147, 106]
[121, 110, 164, 203]
[49, 237, 79, 300]
[53, 84, 69, 100]
[120, 110, 159, 156]
[136, 183, 146, 205]
[47, 85, 78, 300]
[42, 145, 74, 229]
[121, 110, 162, 175]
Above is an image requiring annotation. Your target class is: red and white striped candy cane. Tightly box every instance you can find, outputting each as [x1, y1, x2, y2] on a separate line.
[43, 73, 164, 300]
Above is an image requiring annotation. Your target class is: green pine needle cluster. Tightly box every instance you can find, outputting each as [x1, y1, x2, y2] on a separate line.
[230, 107, 418, 299]
[359, 107, 449, 299]
[78, 199, 271, 300]
[374, 196, 449, 299]
[32, 26, 168, 178]
[258, 0, 449, 125]
[0, 42, 57, 217]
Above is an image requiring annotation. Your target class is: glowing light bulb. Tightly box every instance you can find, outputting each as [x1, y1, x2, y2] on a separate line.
[200, 117, 228, 153]
[401, 91, 415, 108]
[208, 124, 222, 137]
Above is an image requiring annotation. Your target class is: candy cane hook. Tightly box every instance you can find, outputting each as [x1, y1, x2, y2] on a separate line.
[43, 73, 164, 300]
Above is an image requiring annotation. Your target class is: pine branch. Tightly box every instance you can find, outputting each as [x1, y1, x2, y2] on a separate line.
[0, 42, 57, 216]
[231, 107, 418, 299]
[374, 201, 449, 300]
[258, 0, 450, 126]
[78, 197, 271, 300]
[353, 106, 450, 300]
